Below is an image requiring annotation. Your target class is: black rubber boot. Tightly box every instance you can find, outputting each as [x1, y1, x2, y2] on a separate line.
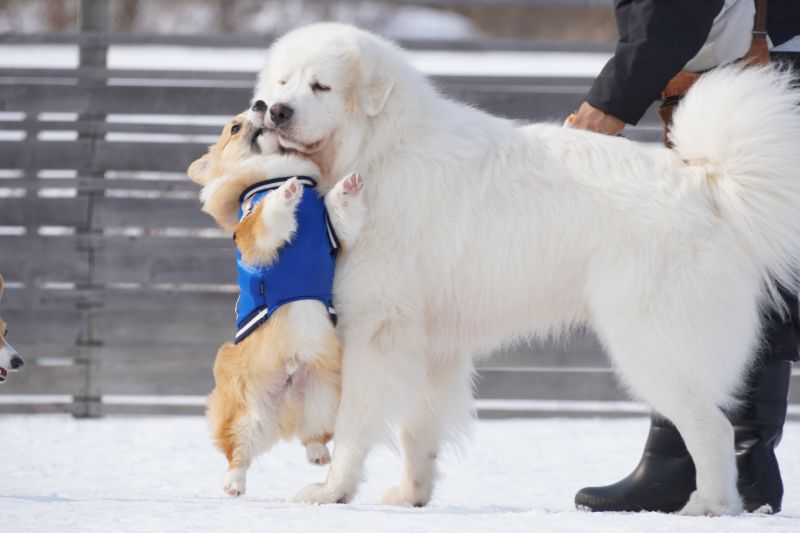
[734, 360, 791, 513]
[575, 356, 794, 512]
[574, 414, 696, 513]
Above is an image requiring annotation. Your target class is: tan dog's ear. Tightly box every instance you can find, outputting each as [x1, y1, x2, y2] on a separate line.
[0, 273, 4, 302]
[361, 72, 394, 117]
[188, 152, 212, 185]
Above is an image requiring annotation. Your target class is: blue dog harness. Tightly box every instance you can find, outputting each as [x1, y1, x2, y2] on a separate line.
[234, 176, 339, 344]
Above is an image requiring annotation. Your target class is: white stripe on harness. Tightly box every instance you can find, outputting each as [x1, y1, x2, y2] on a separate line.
[235, 307, 269, 342]
[241, 176, 318, 203]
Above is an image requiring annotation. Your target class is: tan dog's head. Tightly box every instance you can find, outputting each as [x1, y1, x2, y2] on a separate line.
[188, 109, 280, 187]
[0, 275, 24, 383]
[187, 108, 308, 234]
[253, 23, 417, 185]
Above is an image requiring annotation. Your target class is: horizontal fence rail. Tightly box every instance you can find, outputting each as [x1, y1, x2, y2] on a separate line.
[0, 27, 795, 419]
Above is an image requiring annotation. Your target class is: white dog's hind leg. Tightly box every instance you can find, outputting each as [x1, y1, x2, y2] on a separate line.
[672, 404, 741, 516]
[605, 347, 743, 515]
[380, 358, 474, 507]
[324, 172, 365, 247]
[589, 279, 757, 515]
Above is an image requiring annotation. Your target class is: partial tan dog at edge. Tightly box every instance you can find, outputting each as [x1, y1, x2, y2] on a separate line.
[188, 111, 365, 497]
[0, 274, 24, 383]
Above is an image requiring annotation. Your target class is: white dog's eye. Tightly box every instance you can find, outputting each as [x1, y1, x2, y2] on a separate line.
[311, 81, 331, 93]
[278, 80, 287, 86]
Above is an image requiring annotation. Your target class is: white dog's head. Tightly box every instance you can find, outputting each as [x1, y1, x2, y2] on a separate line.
[253, 23, 423, 186]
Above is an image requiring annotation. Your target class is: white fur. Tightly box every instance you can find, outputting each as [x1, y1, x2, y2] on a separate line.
[255, 24, 800, 514]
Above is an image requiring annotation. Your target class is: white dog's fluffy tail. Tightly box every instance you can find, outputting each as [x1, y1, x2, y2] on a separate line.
[670, 65, 800, 300]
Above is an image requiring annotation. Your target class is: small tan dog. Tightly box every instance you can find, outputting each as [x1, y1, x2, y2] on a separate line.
[0, 274, 24, 383]
[188, 106, 365, 496]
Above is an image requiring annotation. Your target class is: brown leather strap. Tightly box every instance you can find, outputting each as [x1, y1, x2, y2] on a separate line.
[661, 71, 702, 100]
[754, 0, 767, 34]
[744, 0, 770, 65]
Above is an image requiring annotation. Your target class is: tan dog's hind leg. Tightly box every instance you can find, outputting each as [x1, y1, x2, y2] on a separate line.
[299, 334, 341, 466]
[208, 340, 287, 497]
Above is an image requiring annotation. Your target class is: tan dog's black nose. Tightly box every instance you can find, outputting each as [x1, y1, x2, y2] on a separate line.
[10, 355, 23, 369]
[269, 103, 294, 126]
[252, 100, 267, 113]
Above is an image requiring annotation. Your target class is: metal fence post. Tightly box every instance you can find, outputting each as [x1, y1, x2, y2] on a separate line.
[73, 0, 110, 418]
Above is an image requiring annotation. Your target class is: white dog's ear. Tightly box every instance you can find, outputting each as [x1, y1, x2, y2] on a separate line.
[188, 152, 212, 186]
[361, 73, 394, 117]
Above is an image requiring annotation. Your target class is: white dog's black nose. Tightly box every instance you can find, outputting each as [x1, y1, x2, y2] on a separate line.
[10, 355, 23, 369]
[251, 100, 267, 113]
[269, 103, 294, 126]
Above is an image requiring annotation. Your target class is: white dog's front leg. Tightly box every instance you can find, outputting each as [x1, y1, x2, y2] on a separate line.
[324, 172, 365, 247]
[295, 329, 427, 504]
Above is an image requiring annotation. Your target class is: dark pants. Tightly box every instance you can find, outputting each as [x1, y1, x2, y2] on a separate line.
[765, 50, 800, 364]
[761, 287, 800, 363]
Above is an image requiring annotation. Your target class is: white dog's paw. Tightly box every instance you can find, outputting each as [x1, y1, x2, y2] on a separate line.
[379, 485, 430, 508]
[678, 490, 742, 516]
[222, 468, 246, 497]
[328, 172, 364, 208]
[294, 481, 350, 505]
[340, 172, 363, 196]
[305, 442, 331, 466]
[325, 172, 366, 246]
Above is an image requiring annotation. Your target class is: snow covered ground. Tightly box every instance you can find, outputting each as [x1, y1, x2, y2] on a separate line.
[2, 416, 799, 532]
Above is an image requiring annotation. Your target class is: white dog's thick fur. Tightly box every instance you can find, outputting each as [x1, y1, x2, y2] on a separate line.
[252, 23, 800, 515]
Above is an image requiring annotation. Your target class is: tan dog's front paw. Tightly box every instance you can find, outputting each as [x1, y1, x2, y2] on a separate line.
[305, 442, 331, 466]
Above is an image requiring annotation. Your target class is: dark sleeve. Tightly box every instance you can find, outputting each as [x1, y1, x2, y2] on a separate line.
[768, 0, 800, 46]
[586, 0, 725, 125]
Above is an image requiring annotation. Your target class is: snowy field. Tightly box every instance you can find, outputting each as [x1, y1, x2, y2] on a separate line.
[2, 416, 799, 533]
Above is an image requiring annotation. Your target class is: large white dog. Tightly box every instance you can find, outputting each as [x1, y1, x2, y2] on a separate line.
[251, 23, 800, 515]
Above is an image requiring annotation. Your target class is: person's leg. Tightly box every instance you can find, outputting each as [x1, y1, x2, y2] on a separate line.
[576, 54, 799, 513]
[575, 288, 798, 513]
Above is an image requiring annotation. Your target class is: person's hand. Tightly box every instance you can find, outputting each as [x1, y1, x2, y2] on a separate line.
[568, 101, 625, 136]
